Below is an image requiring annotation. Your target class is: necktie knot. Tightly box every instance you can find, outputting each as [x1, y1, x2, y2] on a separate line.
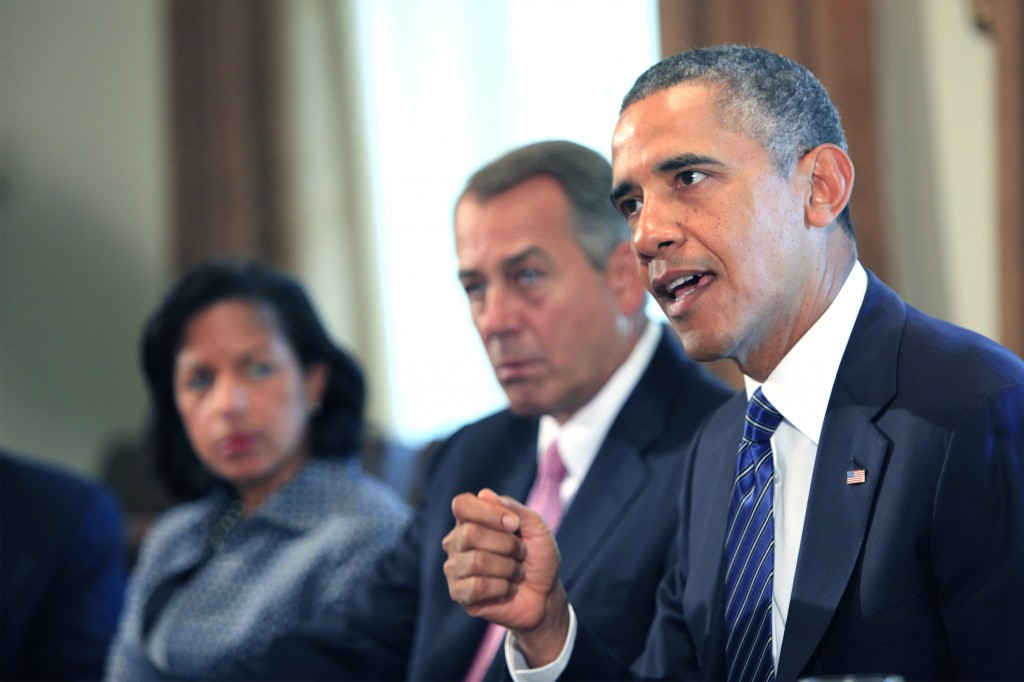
[529, 440, 566, 533]
[743, 388, 783, 446]
[538, 440, 567, 481]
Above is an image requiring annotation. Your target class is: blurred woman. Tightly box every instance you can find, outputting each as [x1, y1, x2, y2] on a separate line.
[105, 257, 410, 680]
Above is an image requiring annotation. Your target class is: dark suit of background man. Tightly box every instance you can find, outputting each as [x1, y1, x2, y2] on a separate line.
[444, 46, 1024, 681]
[221, 140, 732, 681]
[1, 449, 128, 681]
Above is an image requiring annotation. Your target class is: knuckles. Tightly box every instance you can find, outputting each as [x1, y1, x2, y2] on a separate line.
[459, 522, 487, 547]
[450, 492, 479, 519]
[442, 543, 498, 580]
[447, 574, 512, 606]
[442, 521, 491, 555]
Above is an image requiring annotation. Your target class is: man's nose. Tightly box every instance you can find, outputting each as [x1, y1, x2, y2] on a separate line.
[476, 285, 521, 339]
[632, 196, 683, 261]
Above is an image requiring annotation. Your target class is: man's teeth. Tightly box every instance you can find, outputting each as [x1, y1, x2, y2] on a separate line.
[668, 274, 700, 296]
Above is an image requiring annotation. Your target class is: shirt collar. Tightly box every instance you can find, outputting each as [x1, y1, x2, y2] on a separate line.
[539, 318, 661, 481]
[745, 261, 867, 445]
[245, 458, 358, 532]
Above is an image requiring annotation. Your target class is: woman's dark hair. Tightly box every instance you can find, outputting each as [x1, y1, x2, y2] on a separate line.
[140, 257, 366, 500]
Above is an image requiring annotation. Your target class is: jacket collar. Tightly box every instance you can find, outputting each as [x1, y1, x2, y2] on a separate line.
[776, 272, 904, 679]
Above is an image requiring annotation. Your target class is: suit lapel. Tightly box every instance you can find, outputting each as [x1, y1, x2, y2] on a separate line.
[557, 329, 677, 587]
[687, 396, 748, 676]
[776, 385, 890, 678]
[427, 416, 539, 681]
[486, 420, 540, 502]
[777, 273, 904, 680]
[556, 433, 650, 585]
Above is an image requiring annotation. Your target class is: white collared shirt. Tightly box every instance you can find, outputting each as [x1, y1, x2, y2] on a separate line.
[510, 262, 868, 680]
[536, 319, 661, 509]
[751, 260, 867, 664]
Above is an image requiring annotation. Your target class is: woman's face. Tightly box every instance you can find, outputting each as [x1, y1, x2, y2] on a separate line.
[172, 299, 327, 509]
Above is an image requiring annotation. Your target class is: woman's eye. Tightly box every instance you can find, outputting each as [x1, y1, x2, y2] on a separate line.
[184, 371, 213, 391]
[677, 170, 709, 187]
[247, 361, 276, 379]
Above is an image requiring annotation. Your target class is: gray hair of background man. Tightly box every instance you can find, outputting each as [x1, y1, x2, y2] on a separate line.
[458, 140, 629, 269]
[622, 44, 854, 237]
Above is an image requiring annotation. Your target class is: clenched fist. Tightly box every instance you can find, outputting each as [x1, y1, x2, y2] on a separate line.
[442, 489, 571, 667]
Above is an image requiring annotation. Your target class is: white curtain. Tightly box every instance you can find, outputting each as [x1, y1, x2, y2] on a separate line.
[286, 0, 661, 443]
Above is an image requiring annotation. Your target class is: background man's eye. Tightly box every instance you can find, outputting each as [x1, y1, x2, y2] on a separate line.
[518, 268, 540, 284]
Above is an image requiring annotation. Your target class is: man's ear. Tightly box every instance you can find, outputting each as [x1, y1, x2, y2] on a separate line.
[605, 241, 648, 316]
[802, 144, 854, 228]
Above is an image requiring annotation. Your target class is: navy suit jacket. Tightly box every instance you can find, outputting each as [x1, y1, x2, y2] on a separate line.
[0, 451, 128, 681]
[227, 326, 733, 681]
[567, 273, 1024, 681]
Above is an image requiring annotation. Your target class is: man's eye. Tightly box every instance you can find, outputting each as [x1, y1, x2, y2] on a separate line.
[618, 198, 642, 218]
[462, 281, 484, 299]
[677, 170, 709, 187]
[516, 268, 541, 285]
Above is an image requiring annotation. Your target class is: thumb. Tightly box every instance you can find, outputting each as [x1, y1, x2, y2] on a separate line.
[489, 492, 554, 541]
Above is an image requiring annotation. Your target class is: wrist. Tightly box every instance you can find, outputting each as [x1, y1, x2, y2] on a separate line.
[512, 585, 571, 668]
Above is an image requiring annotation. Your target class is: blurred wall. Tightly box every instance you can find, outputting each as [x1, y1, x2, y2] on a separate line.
[875, 0, 997, 338]
[0, 0, 170, 476]
[0, 0, 1001, 478]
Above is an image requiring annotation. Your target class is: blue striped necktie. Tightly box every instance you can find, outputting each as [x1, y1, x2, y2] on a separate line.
[725, 388, 783, 681]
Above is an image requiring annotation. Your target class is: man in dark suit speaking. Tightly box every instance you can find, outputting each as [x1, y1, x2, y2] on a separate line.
[225, 140, 732, 680]
[444, 47, 1024, 681]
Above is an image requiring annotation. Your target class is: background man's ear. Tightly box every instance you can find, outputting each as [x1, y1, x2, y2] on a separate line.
[606, 241, 648, 316]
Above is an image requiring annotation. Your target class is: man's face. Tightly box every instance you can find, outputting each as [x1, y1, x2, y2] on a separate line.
[455, 175, 634, 423]
[611, 83, 816, 377]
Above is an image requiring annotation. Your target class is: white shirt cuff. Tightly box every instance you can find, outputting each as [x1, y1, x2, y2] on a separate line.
[506, 604, 577, 682]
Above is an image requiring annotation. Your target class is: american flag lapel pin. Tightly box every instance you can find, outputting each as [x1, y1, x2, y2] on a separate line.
[846, 462, 866, 485]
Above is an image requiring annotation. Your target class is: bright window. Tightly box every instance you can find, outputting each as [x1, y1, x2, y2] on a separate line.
[352, 0, 661, 443]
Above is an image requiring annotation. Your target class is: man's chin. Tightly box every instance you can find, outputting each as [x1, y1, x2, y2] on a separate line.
[506, 399, 548, 417]
[675, 327, 731, 364]
[503, 387, 550, 417]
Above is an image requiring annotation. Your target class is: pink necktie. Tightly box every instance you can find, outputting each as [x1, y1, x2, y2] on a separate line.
[463, 441, 567, 682]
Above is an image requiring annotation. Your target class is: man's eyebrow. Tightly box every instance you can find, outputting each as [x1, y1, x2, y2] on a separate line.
[610, 153, 724, 206]
[654, 153, 723, 174]
[457, 246, 547, 280]
[503, 246, 546, 270]
[457, 260, 485, 280]
[610, 181, 636, 207]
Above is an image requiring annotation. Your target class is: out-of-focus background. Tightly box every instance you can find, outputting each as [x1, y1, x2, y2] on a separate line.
[2, 0, 1021, 489]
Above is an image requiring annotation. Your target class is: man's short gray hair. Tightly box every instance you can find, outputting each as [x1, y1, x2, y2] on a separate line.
[459, 140, 629, 269]
[622, 45, 853, 236]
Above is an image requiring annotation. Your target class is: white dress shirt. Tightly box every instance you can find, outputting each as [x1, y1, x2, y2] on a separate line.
[510, 262, 868, 680]
[536, 319, 661, 509]
[753, 260, 866, 664]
